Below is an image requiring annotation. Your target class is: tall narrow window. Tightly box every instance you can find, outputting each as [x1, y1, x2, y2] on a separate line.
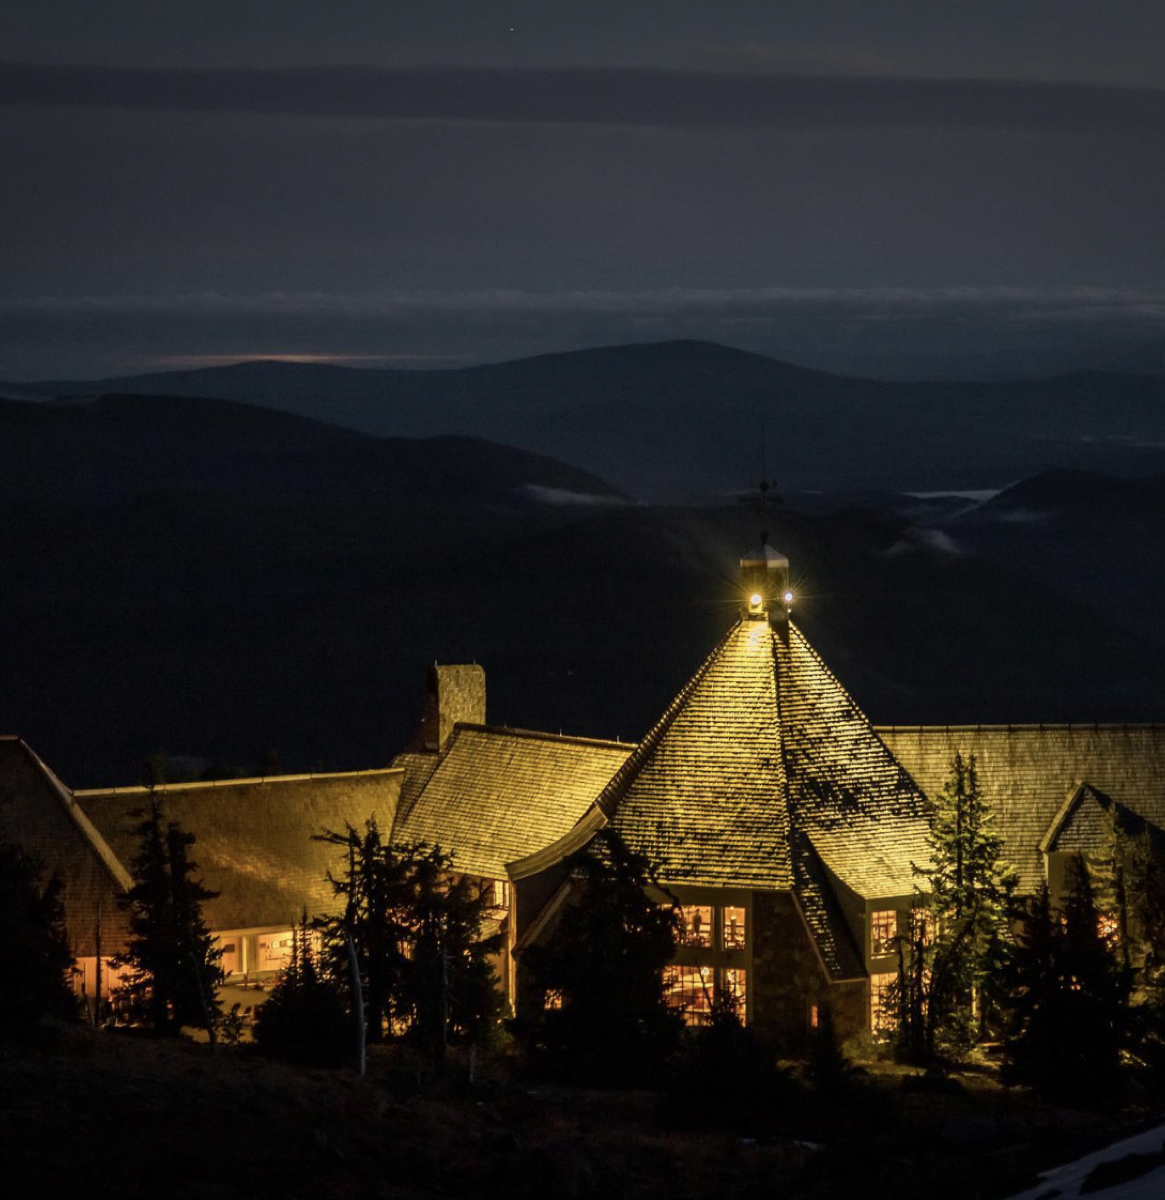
[723, 968, 748, 1019]
[869, 971, 896, 1035]
[870, 910, 898, 956]
[487, 879, 511, 911]
[723, 905, 747, 950]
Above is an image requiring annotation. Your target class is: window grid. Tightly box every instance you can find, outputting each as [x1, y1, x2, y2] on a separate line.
[870, 910, 898, 957]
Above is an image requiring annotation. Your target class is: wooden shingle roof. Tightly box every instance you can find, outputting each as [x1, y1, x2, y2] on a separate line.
[778, 630, 932, 900]
[509, 616, 931, 978]
[599, 620, 932, 901]
[879, 725, 1165, 891]
[606, 619, 793, 889]
[393, 724, 634, 879]
[0, 736, 130, 957]
[76, 769, 401, 932]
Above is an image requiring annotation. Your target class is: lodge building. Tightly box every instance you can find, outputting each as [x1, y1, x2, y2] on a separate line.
[3, 539, 1165, 1040]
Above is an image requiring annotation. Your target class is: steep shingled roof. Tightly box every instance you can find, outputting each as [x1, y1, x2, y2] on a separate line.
[601, 620, 931, 899]
[76, 769, 401, 932]
[879, 725, 1165, 892]
[393, 724, 634, 879]
[777, 630, 932, 900]
[605, 618, 792, 889]
[1046, 785, 1165, 862]
[505, 617, 929, 979]
[0, 736, 131, 956]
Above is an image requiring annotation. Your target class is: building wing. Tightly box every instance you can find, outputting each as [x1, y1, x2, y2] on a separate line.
[393, 724, 633, 880]
[0, 736, 130, 957]
[880, 725, 1165, 891]
[76, 769, 401, 932]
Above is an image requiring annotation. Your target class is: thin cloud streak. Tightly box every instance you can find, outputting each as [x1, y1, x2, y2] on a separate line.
[4, 63, 1165, 131]
[11, 285, 1165, 323]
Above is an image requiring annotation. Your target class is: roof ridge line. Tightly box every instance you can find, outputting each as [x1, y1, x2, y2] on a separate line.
[875, 722, 1165, 733]
[16, 739, 133, 892]
[770, 625, 794, 860]
[451, 722, 634, 750]
[506, 618, 746, 882]
[73, 766, 402, 796]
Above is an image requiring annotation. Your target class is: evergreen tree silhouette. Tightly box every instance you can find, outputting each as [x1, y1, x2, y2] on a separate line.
[115, 796, 223, 1036]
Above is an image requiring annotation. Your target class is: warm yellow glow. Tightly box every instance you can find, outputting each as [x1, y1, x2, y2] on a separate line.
[783, 590, 794, 604]
[749, 593, 763, 607]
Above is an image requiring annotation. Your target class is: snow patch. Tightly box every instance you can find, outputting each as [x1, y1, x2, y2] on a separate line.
[883, 528, 963, 558]
[1003, 1123, 1165, 1200]
[515, 484, 629, 508]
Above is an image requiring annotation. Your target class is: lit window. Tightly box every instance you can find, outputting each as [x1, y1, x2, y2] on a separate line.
[679, 905, 714, 948]
[256, 931, 294, 972]
[724, 968, 747, 1019]
[486, 879, 511, 910]
[1097, 913, 1119, 944]
[723, 906, 747, 950]
[663, 965, 716, 1026]
[870, 910, 898, 956]
[544, 988, 563, 1010]
[869, 971, 896, 1035]
[809, 1004, 819, 1029]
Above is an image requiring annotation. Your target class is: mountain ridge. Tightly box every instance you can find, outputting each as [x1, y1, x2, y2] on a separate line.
[11, 339, 1165, 501]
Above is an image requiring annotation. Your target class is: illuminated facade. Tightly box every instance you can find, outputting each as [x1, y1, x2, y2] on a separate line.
[4, 540, 1165, 1038]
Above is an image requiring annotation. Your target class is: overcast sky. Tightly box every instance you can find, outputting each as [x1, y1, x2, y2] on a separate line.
[2, 3, 1164, 379]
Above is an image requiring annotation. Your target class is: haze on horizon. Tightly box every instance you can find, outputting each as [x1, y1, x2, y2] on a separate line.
[2, 2, 1164, 382]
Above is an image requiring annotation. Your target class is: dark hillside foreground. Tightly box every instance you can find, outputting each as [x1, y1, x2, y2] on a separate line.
[0, 1025, 1153, 1200]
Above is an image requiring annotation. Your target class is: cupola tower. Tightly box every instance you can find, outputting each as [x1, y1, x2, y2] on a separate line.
[741, 536, 792, 624]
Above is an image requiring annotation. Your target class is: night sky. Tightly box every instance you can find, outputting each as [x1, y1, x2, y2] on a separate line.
[3, 3, 1164, 380]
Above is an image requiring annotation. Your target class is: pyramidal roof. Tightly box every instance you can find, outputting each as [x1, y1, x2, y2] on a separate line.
[511, 615, 933, 921]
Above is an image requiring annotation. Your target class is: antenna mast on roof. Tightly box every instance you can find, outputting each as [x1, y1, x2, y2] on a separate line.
[738, 419, 781, 541]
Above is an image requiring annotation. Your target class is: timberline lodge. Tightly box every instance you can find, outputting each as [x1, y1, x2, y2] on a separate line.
[4, 539, 1164, 1042]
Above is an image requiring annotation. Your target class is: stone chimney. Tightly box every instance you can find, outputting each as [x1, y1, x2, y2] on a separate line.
[419, 663, 486, 752]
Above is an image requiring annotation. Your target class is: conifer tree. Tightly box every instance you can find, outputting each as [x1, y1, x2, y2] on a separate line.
[1121, 829, 1165, 1088]
[115, 797, 223, 1036]
[519, 828, 682, 1084]
[1003, 859, 1130, 1100]
[314, 820, 503, 1050]
[0, 833, 75, 1031]
[904, 752, 1017, 1058]
[253, 913, 350, 1064]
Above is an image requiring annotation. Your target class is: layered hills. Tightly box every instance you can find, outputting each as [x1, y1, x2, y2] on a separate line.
[10, 339, 1165, 500]
[3, 386, 1163, 787]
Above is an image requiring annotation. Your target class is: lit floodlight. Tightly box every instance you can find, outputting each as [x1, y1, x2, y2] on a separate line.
[749, 593, 763, 607]
[783, 590, 794, 604]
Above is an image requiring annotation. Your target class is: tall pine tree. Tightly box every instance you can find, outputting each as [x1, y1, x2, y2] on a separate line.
[1003, 858, 1130, 1100]
[519, 828, 682, 1085]
[314, 820, 503, 1051]
[902, 752, 1017, 1059]
[0, 833, 75, 1031]
[115, 797, 223, 1036]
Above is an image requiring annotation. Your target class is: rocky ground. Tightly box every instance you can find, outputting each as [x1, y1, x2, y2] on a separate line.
[1, 1025, 1157, 1200]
